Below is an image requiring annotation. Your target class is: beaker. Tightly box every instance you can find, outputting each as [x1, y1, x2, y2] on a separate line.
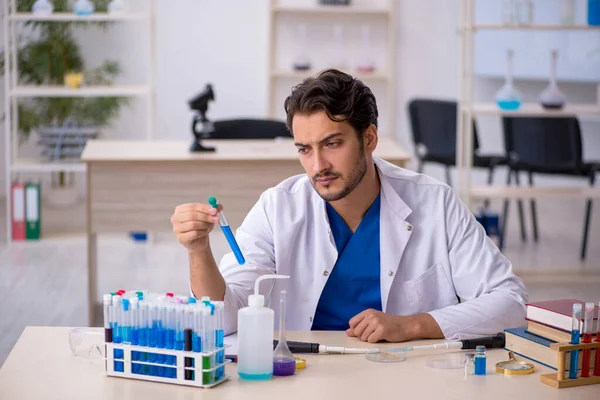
[538, 50, 566, 110]
[495, 49, 522, 111]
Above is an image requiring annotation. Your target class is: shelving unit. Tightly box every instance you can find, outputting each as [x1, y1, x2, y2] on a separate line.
[456, 0, 600, 207]
[267, 0, 396, 137]
[3, 2, 156, 242]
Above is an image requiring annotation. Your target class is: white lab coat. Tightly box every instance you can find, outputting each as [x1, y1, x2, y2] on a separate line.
[217, 157, 528, 340]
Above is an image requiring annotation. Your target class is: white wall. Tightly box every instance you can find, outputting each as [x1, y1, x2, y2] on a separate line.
[1, 0, 599, 197]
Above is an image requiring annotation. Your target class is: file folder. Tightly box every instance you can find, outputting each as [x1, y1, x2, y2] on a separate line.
[25, 182, 41, 240]
[11, 182, 26, 241]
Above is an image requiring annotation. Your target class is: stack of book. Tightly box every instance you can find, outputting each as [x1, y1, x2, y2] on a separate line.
[505, 299, 598, 370]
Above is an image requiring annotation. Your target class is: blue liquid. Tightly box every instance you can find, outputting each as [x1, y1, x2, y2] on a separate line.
[192, 334, 202, 352]
[131, 328, 139, 345]
[497, 100, 521, 111]
[138, 327, 148, 346]
[238, 372, 272, 380]
[175, 339, 185, 351]
[166, 329, 175, 349]
[474, 356, 486, 375]
[569, 329, 580, 379]
[221, 225, 245, 264]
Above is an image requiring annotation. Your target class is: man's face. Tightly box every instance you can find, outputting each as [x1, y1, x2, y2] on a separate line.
[292, 111, 368, 202]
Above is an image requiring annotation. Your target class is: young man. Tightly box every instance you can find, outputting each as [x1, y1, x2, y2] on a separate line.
[171, 69, 528, 343]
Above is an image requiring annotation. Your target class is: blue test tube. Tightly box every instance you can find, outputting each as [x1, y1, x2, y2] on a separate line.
[138, 300, 148, 373]
[208, 196, 245, 265]
[215, 302, 225, 380]
[193, 305, 202, 353]
[202, 306, 213, 385]
[569, 303, 582, 379]
[175, 299, 185, 351]
[156, 299, 166, 369]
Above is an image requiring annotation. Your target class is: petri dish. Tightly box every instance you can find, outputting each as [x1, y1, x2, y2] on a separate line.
[426, 352, 466, 369]
[365, 349, 407, 363]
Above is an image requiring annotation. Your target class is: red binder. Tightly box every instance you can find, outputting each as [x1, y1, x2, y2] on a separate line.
[11, 181, 26, 241]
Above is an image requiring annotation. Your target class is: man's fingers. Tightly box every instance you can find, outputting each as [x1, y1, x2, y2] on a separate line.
[175, 203, 220, 215]
[360, 324, 377, 342]
[178, 230, 209, 245]
[174, 221, 214, 234]
[367, 326, 385, 343]
[351, 318, 370, 338]
[173, 211, 218, 225]
[348, 311, 367, 329]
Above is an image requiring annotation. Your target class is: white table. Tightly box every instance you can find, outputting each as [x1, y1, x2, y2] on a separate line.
[0, 327, 597, 399]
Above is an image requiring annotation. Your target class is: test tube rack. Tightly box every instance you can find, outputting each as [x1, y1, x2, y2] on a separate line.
[540, 341, 600, 389]
[105, 342, 231, 388]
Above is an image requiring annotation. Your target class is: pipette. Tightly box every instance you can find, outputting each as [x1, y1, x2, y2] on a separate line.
[208, 196, 245, 265]
[272, 340, 376, 354]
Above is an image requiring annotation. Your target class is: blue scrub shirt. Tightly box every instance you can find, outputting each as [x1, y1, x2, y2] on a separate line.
[312, 193, 382, 331]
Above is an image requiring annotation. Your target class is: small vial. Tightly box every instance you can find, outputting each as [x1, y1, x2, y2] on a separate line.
[464, 352, 475, 375]
[474, 346, 487, 375]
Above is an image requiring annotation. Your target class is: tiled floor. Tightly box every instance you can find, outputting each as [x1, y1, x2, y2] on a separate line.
[0, 195, 598, 367]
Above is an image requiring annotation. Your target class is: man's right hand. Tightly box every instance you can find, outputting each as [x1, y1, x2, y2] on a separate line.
[171, 203, 221, 253]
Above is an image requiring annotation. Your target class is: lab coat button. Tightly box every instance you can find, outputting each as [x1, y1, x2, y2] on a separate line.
[323, 271, 329, 276]
[407, 225, 413, 231]
[388, 271, 394, 277]
[309, 316, 313, 322]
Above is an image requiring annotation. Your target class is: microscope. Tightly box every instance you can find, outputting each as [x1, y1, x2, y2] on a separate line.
[188, 84, 216, 152]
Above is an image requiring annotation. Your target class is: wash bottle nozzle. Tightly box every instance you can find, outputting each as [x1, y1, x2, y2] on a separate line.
[208, 196, 245, 265]
[249, 274, 290, 308]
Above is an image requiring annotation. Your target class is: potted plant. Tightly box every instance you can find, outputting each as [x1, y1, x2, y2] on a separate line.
[2, 0, 130, 206]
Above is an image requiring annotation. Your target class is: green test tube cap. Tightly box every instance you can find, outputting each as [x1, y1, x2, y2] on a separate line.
[208, 196, 218, 209]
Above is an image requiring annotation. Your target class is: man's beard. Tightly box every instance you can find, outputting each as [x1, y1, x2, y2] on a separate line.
[311, 151, 368, 202]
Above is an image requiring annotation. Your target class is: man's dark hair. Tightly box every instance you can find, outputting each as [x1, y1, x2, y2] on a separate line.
[283, 69, 378, 137]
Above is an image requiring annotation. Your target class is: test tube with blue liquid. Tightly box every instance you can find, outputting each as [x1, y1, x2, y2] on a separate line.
[208, 196, 245, 265]
[569, 303, 582, 379]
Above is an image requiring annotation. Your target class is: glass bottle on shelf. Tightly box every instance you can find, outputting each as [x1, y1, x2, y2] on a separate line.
[356, 25, 375, 74]
[32, 0, 54, 14]
[501, 0, 515, 25]
[108, 0, 128, 13]
[292, 23, 311, 71]
[560, 0, 576, 25]
[73, 0, 95, 16]
[330, 24, 346, 70]
[495, 49, 522, 111]
[539, 50, 566, 110]
[514, 0, 533, 26]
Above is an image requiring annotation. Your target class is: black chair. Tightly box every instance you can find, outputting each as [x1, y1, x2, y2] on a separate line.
[408, 99, 507, 188]
[499, 116, 599, 260]
[210, 119, 290, 139]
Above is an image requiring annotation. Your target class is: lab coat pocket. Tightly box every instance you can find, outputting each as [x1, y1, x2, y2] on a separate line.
[390, 262, 458, 315]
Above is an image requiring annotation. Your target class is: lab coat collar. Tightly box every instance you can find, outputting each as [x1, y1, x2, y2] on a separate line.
[374, 156, 414, 311]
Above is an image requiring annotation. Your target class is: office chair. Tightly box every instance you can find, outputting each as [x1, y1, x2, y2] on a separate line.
[499, 116, 599, 260]
[408, 98, 507, 189]
[210, 118, 290, 139]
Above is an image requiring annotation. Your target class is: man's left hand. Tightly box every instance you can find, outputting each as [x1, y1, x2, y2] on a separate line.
[346, 309, 411, 343]
[346, 309, 444, 343]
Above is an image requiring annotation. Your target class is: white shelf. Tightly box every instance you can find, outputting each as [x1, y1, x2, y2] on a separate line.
[10, 85, 150, 97]
[9, 12, 150, 22]
[271, 69, 389, 81]
[470, 186, 600, 199]
[12, 159, 86, 173]
[273, 4, 391, 15]
[466, 103, 600, 117]
[471, 24, 600, 31]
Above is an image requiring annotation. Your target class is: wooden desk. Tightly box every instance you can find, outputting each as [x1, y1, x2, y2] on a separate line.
[81, 138, 410, 326]
[1, 327, 596, 399]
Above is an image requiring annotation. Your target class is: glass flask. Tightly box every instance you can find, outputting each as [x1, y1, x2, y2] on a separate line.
[356, 25, 375, 74]
[32, 0, 54, 14]
[292, 23, 311, 71]
[495, 49, 522, 111]
[539, 50, 566, 110]
[273, 290, 296, 376]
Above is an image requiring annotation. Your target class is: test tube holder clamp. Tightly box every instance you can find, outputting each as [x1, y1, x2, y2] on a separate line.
[540, 342, 600, 389]
[105, 342, 231, 388]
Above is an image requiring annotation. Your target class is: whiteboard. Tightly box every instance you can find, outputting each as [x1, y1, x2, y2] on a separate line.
[473, 0, 600, 82]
